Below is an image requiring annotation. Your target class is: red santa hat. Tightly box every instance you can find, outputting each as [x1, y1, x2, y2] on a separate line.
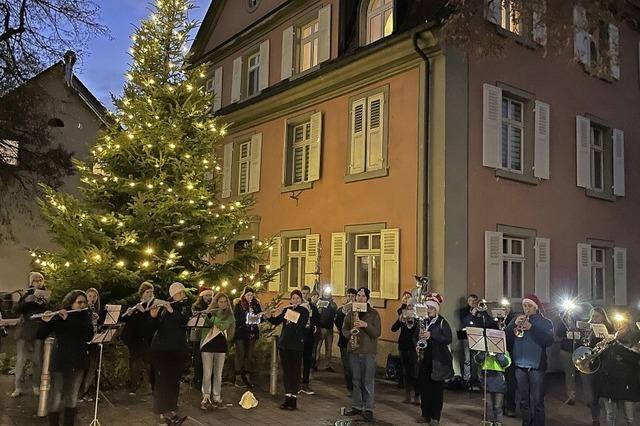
[522, 294, 544, 313]
[424, 292, 444, 314]
[199, 286, 213, 297]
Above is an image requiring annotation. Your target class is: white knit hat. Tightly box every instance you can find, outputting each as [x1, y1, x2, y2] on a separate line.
[169, 282, 185, 298]
[29, 272, 44, 286]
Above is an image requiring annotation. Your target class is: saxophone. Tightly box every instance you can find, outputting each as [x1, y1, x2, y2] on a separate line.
[349, 306, 360, 351]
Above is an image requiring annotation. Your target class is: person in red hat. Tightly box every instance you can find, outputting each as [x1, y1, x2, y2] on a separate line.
[415, 293, 454, 425]
[505, 294, 554, 426]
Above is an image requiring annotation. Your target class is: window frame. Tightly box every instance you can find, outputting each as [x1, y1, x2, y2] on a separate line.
[282, 112, 317, 192]
[591, 246, 606, 303]
[366, 0, 394, 45]
[590, 126, 605, 192]
[502, 236, 525, 300]
[501, 96, 525, 174]
[237, 140, 252, 195]
[584, 116, 615, 201]
[298, 18, 319, 73]
[500, 0, 522, 35]
[246, 51, 261, 98]
[287, 236, 307, 290]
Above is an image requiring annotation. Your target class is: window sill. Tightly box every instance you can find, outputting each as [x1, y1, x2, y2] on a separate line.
[495, 169, 539, 185]
[291, 64, 321, 81]
[280, 181, 314, 193]
[585, 189, 616, 202]
[578, 62, 616, 83]
[494, 26, 537, 50]
[344, 167, 389, 183]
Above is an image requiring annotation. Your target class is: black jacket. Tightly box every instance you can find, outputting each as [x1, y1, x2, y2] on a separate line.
[37, 310, 94, 374]
[268, 305, 310, 352]
[595, 341, 640, 401]
[302, 302, 320, 338]
[121, 298, 158, 351]
[334, 307, 348, 348]
[462, 309, 497, 329]
[318, 299, 338, 329]
[233, 298, 262, 341]
[13, 290, 48, 340]
[150, 300, 190, 352]
[419, 315, 454, 382]
[391, 304, 419, 351]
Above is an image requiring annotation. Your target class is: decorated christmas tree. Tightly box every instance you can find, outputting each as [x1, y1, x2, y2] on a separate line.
[32, 0, 274, 302]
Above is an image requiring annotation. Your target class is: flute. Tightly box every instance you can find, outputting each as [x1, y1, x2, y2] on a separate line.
[30, 308, 88, 320]
[122, 299, 153, 317]
[142, 299, 182, 312]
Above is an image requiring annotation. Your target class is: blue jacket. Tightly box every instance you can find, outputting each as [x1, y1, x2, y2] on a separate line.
[505, 312, 554, 370]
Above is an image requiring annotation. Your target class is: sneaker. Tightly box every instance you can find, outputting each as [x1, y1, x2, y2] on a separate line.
[300, 384, 315, 395]
[32, 386, 40, 396]
[11, 389, 22, 398]
[213, 400, 226, 409]
[128, 390, 137, 396]
[200, 397, 211, 411]
[344, 408, 361, 416]
[234, 376, 247, 388]
[362, 411, 373, 422]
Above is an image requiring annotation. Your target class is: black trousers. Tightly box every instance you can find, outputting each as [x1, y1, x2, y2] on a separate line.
[399, 349, 419, 397]
[280, 349, 303, 395]
[419, 374, 444, 421]
[505, 363, 517, 411]
[302, 332, 314, 385]
[128, 344, 153, 392]
[151, 349, 186, 414]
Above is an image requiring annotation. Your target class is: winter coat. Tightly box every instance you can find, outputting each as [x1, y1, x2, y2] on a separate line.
[199, 309, 235, 353]
[505, 312, 554, 370]
[462, 309, 497, 329]
[268, 305, 310, 352]
[391, 304, 419, 351]
[334, 307, 348, 348]
[13, 290, 48, 341]
[478, 352, 512, 393]
[37, 310, 94, 374]
[233, 298, 262, 341]
[121, 298, 158, 352]
[595, 338, 640, 401]
[318, 298, 338, 329]
[150, 300, 191, 352]
[342, 304, 381, 355]
[419, 315, 454, 382]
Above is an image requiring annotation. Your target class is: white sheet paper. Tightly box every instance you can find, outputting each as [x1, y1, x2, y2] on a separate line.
[284, 308, 300, 324]
[103, 304, 122, 325]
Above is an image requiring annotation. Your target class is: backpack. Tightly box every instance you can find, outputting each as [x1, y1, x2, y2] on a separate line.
[385, 353, 402, 380]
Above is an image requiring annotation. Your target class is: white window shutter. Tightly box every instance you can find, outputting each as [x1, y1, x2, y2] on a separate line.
[305, 234, 320, 286]
[281, 26, 294, 80]
[268, 237, 282, 292]
[380, 228, 400, 300]
[613, 128, 625, 196]
[248, 133, 262, 194]
[613, 247, 627, 306]
[366, 93, 384, 171]
[231, 56, 243, 103]
[307, 112, 323, 181]
[330, 232, 346, 297]
[533, 0, 547, 46]
[573, 5, 590, 65]
[485, 0, 500, 25]
[213, 67, 223, 112]
[485, 231, 503, 302]
[609, 24, 620, 80]
[535, 238, 551, 303]
[576, 115, 591, 189]
[221, 143, 233, 198]
[483, 84, 502, 168]
[259, 40, 270, 91]
[318, 4, 331, 64]
[534, 100, 550, 179]
[577, 243, 592, 301]
[349, 98, 366, 174]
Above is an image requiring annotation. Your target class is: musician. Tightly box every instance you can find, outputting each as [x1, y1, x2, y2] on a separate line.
[309, 290, 323, 371]
[300, 285, 320, 395]
[595, 314, 640, 426]
[584, 307, 615, 426]
[149, 282, 191, 426]
[458, 294, 479, 387]
[266, 289, 310, 410]
[191, 287, 214, 390]
[121, 281, 157, 395]
[502, 301, 518, 418]
[80, 288, 103, 402]
[335, 288, 357, 395]
[341, 287, 381, 422]
[199, 292, 235, 410]
[555, 303, 588, 406]
[316, 289, 338, 372]
[233, 286, 261, 388]
[391, 292, 419, 405]
[504, 294, 554, 426]
[415, 293, 454, 425]
[37, 290, 94, 426]
[11, 271, 49, 398]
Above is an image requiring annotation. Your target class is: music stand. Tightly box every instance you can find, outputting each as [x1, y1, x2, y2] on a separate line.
[89, 305, 121, 426]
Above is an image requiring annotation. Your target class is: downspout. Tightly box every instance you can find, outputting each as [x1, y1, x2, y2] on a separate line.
[411, 31, 431, 278]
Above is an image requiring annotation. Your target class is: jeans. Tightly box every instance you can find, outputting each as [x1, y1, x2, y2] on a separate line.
[461, 339, 471, 381]
[350, 353, 376, 412]
[603, 399, 636, 426]
[315, 328, 333, 369]
[560, 350, 576, 400]
[399, 349, 419, 398]
[48, 370, 84, 413]
[516, 367, 545, 426]
[14, 338, 43, 392]
[279, 349, 302, 395]
[201, 352, 225, 402]
[234, 338, 255, 375]
[340, 346, 353, 391]
[487, 392, 505, 423]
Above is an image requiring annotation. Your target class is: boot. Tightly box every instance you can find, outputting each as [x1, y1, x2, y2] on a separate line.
[289, 395, 297, 410]
[234, 374, 247, 388]
[280, 394, 292, 410]
[48, 412, 61, 426]
[63, 408, 77, 426]
[241, 372, 254, 388]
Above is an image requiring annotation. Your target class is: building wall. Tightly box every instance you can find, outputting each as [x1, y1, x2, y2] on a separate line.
[466, 22, 640, 312]
[0, 67, 103, 291]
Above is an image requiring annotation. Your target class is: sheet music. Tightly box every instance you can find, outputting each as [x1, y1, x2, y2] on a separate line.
[103, 304, 122, 325]
[485, 328, 506, 354]
[465, 327, 486, 351]
[284, 308, 300, 324]
[187, 315, 206, 328]
[34, 289, 51, 301]
[590, 323, 610, 338]
[90, 328, 117, 344]
[317, 300, 329, 309]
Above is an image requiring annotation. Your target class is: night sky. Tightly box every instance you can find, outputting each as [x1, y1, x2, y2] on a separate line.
[76, 0, 210, 108]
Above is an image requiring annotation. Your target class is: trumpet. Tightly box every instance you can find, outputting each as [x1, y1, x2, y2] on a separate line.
[30, 308, 88, 320]
[477, 299, 488, 312]
[514, 314, 529, 338]
[401, 309, 416, 329]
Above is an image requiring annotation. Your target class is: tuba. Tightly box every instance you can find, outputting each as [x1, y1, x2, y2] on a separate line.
[572, 334, 617, 374]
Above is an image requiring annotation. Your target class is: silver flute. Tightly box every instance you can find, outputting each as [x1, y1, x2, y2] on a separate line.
[30, 308, 88, 320]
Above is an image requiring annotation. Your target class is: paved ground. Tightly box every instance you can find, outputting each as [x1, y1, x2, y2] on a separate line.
[0, 361, 611, 426]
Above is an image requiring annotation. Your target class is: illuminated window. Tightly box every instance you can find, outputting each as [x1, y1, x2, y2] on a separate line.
[366, 0, 394, 44]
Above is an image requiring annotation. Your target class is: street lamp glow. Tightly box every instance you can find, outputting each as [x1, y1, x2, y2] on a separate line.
[562, 299, 576, 311]
[323, 285, 332, 295]
[500, 298, 510, 307]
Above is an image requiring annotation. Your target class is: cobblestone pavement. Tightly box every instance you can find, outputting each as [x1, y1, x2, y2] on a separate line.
[0, 366, 615, 426]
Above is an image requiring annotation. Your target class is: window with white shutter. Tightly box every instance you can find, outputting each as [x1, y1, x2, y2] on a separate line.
[238, 141, 251, 195]
[268, 237, 281, 292]
[485, 0, 546, 45]
[613, 247, 627, 306]
[574, 6, 620, 79]
[213, 67, 223, 112]
[283, 113, 322, 188]
[348, 89, 388, 179]
[331, 232, 347, 296]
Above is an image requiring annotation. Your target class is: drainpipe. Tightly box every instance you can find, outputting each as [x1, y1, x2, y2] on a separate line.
[411, 31, 431, 278]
